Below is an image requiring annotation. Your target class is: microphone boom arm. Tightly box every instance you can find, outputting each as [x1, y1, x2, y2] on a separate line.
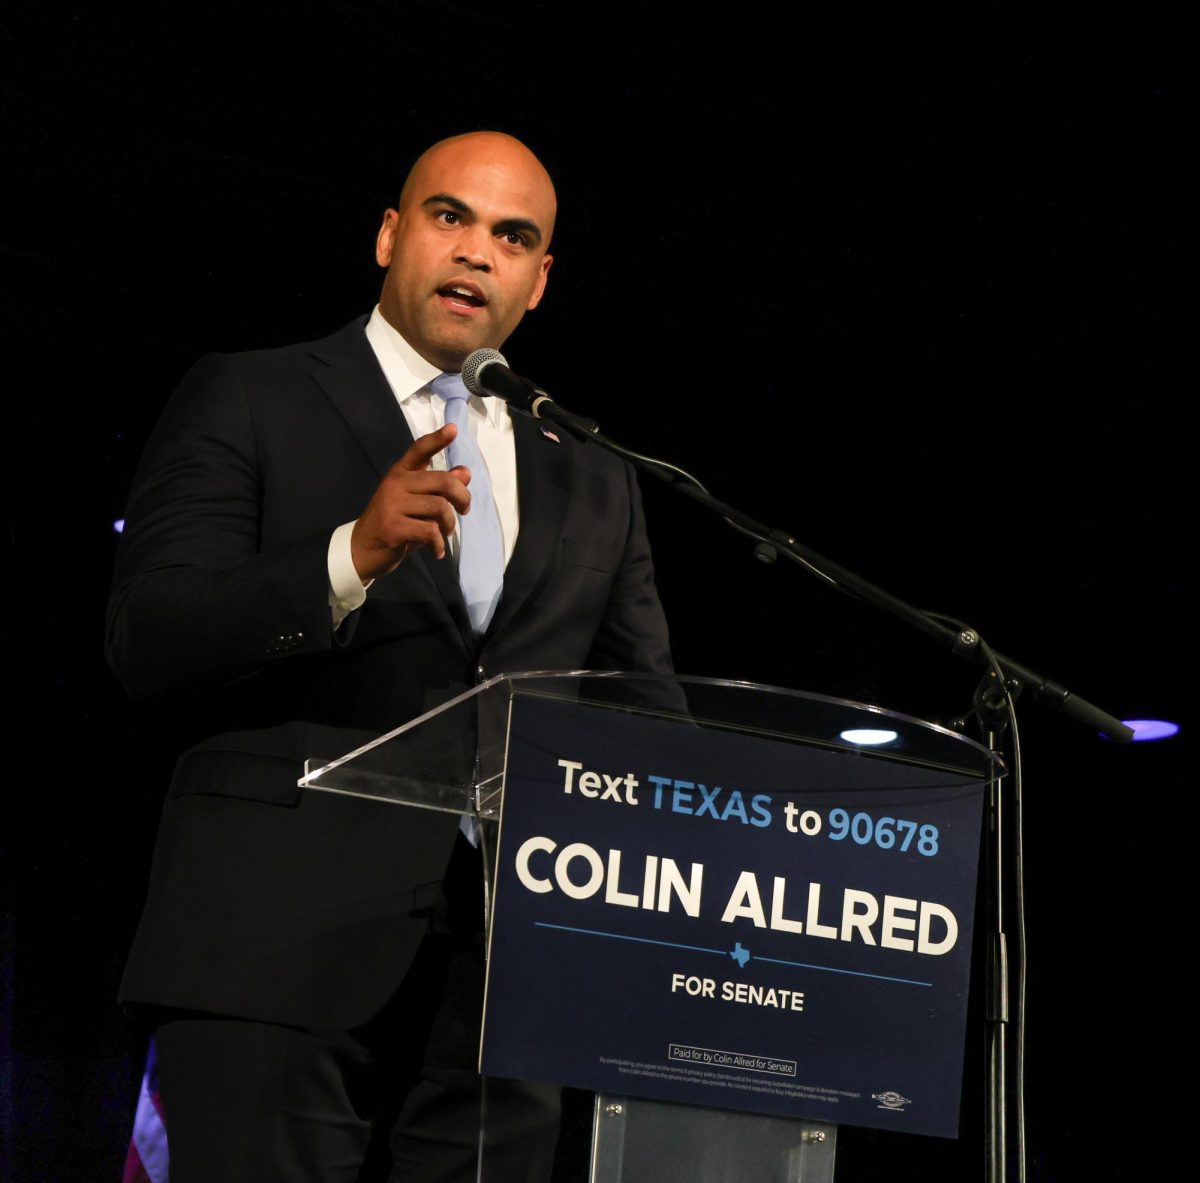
[458, 349, 1131, 741]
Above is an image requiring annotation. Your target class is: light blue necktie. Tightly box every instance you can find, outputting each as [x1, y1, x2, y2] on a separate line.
[430, 372, 505, 636]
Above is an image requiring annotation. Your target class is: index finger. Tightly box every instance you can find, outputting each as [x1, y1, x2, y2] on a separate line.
[396, 423, 457, 471]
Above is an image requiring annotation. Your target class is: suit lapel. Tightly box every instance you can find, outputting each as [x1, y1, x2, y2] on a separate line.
[307, 320, 415, 480]
[486, 413, 572, 640]
[306, 321, 474, 648]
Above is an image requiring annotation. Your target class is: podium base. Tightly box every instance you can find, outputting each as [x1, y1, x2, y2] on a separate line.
[589, 1094, 837, 1182]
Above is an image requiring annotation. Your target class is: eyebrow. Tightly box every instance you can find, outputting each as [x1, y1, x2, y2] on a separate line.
[422, 192, 543, 247]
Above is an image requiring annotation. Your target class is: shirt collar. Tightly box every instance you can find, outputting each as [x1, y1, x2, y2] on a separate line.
[364, 306, 507, 427]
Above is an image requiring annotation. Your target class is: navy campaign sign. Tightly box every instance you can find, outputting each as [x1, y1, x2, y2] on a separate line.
[480, 692, 986, 1138]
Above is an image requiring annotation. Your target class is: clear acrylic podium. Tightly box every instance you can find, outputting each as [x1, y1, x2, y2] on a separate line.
[299, 671, 1000, 1182]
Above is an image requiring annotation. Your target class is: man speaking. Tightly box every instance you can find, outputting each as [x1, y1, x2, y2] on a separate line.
[107, 131, 673, 1181]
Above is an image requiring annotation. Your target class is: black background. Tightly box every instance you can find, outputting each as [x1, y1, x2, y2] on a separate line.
[2, 4, 1191, 1180]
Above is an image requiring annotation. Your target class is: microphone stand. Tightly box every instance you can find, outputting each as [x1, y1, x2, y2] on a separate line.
[530, 402, 1132, 743]
[522, 399, 1134, 1183]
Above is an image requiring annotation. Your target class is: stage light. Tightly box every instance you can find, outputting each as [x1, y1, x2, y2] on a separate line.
[839, 728, 899, 746]
[1121, 719, 1179, 741]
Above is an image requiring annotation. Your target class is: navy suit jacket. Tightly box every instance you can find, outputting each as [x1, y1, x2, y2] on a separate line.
[107, 318, 672, 1028]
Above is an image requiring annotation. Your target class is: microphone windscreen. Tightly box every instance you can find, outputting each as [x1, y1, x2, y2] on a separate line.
[461, 348, 508, 397]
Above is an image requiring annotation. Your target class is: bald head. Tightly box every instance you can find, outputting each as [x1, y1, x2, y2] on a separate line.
[375, 132, 557, 370]
[399, 132, 557, 247]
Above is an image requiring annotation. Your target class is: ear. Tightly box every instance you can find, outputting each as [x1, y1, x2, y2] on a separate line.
[526, 253, 553, 310]
[375, 209, 399, 267]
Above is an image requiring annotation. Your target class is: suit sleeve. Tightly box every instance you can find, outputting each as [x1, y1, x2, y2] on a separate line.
[106, 354, 339, 701]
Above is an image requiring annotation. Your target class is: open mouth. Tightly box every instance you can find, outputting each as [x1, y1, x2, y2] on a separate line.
[438, 285, 487, 308]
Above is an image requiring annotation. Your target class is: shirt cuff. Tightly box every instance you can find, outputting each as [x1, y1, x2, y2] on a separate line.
[328, 520, 371, 628]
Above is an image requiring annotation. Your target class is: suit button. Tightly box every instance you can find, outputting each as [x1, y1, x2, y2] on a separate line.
[476, 664, 486, 684]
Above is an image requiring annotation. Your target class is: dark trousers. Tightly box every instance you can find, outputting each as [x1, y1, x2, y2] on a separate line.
[153, 839, 561, 1182]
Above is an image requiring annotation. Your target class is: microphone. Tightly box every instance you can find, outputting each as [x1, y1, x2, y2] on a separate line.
[461, 349, 547, 414]
[461, 349, 598, 434]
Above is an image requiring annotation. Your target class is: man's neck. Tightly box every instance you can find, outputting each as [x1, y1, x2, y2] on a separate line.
[365, 306, 442, 397]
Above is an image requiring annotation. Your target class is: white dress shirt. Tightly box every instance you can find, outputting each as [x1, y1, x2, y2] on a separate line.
[328, 307, 520, 624]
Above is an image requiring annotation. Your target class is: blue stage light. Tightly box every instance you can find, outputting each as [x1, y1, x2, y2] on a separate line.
[1122, 719, 1179, 741]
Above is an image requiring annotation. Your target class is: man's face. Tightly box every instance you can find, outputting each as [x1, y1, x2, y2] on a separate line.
[376, 133, 556, 371]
